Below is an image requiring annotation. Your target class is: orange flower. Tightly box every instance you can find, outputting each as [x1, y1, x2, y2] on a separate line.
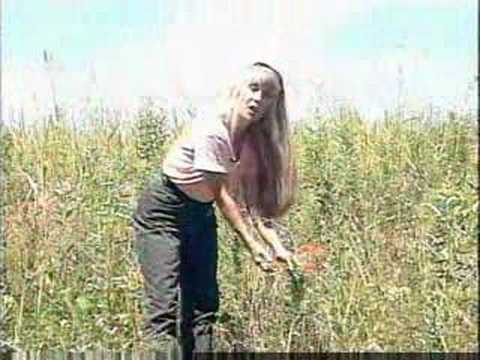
[295, 243, 328, 273]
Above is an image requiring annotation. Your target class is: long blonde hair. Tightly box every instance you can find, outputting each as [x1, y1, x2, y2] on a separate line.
[222, 62, 297, 218]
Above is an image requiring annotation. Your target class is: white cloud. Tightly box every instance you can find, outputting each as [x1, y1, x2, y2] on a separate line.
[2, 61, 52, 115]
[160, 0, 384, 118]
[3, 0, 476, 124]
[314, 45, 477, 120]
[46, 0, 95, 8]
[400, 0, 473, 6]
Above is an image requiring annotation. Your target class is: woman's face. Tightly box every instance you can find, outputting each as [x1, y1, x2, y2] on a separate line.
[235, 67, 282, 126]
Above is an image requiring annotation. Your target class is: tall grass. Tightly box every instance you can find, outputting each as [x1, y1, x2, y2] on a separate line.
[0, 105, 477, 352]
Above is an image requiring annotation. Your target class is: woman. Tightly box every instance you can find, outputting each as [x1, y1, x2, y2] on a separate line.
[132, 62, 297, 357]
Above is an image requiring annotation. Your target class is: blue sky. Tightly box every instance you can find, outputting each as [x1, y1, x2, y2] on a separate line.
[3, 0, 477, 121]
[4, 1, 168, 65]
[330, 3, 473, 57]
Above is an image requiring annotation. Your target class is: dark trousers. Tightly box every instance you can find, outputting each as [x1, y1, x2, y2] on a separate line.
[132, 171, 219, 358]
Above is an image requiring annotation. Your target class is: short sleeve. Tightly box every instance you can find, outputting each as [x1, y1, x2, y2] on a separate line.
[193, 133, 231, 174]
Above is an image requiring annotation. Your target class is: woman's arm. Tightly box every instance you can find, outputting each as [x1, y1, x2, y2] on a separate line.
[252, 217, 293, 263]
[209, 174, 273, 271]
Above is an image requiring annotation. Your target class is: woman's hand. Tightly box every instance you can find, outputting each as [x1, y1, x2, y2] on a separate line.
[249, 242, 274, 272]
[252, 217, 293, 264]
[215, 186, 274, 272]
[272, 245, 294, 263]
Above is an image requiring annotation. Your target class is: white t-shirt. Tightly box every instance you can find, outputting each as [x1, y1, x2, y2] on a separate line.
[162, 116, 239, 188]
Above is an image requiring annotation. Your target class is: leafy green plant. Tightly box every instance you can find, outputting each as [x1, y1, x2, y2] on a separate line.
[134, 97, 171, 163]
[2, 104, 477, 352]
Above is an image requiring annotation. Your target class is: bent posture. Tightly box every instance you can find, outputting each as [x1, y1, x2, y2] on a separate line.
[132, 62, 296, 358]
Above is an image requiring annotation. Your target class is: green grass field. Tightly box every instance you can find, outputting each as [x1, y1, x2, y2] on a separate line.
[1, 104, 477, 352]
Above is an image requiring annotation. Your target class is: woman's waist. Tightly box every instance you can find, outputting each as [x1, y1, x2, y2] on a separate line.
[156, 171, 215, 208]
[165, 177, 216, 222]
[173, 182, 216, 204]
[160, 168, 215, 203]
[133, 172, 215, 230]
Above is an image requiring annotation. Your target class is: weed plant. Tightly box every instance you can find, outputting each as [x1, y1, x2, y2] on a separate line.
[1, 105, 477, 352]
